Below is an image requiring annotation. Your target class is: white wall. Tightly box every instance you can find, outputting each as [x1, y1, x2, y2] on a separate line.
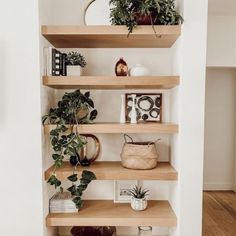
[204, 68, 236, 190]
[0, 0, 43, 236]
[171, 1, 208, 236]
[207, 16, 236, 67]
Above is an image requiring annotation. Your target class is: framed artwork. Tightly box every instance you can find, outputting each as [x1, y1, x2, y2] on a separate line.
[125, 93, 162, 123]
[113, 180, 139, 203]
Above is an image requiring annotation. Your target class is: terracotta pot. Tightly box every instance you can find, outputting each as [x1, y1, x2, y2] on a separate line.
[136, 15, 152, 25]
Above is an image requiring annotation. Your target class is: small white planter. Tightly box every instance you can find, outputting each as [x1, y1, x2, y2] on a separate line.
[131, 197, 148, 211]
[67, 65, 82, 76]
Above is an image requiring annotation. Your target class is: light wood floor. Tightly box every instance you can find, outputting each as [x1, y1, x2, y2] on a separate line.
[203, 191, 236, 236]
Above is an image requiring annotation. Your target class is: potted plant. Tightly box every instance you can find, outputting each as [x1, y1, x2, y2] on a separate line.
[129, 185, 150, 211]
[109, 0, 183, 34]
[42, 90, 98, 210]
[67, 51, 87, 76]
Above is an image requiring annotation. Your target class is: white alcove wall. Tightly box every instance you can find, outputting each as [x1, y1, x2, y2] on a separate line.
[39, 0, 208, 236]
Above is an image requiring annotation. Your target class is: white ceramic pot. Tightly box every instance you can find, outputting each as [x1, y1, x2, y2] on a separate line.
[129, 64, 150, 76]
[67, 65, 82, 76]
[131, 197, 148, 211]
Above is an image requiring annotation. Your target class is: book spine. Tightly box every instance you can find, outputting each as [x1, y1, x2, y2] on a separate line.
[59, 53, 63, 76]
[48, 47, 52, 76]
[62, 53, 67, 76]
[54, 50, 61, 76]
[52, 48, 56, 76]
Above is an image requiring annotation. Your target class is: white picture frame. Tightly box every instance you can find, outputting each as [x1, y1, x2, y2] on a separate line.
[113, 180, 140, 203]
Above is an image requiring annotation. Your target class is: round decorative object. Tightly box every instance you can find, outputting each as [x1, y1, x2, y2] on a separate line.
[115, 58, 128, 76]
[149, 108, 160, 118]
[142, 114, 149, 121]
[81, 134, 100, 164]
[155, 96, 161, 107]
[131, 197, 148, 211]
[137, 96, 154, 112]
[129, 64, 150, 76]
[84, 0, 110, 25]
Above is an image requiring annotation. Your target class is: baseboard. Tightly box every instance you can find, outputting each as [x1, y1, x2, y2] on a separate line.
[203, 183, 233, 191]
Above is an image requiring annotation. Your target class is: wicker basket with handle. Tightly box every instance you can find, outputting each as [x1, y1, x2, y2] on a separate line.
[120, 134, 159, 170]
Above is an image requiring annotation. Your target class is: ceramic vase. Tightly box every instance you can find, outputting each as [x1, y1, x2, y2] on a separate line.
[131, 197, 148, 211]
[130, 64, 150, 76]
[130, 94, 137, 124]
[120, 94, 126, 124]
[115, 58, 128, 76]
[138, 226, 152, 236]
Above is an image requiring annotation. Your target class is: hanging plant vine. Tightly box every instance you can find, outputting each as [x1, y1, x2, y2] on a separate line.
[42, 90, 98, 210]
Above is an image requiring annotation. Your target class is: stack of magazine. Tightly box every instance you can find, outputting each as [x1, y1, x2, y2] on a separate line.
[49, 192, 77, 213]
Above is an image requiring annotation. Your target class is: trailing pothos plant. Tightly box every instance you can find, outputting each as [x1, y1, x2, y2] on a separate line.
[42, 90, 98, 210]
[109, 0, 183, 34]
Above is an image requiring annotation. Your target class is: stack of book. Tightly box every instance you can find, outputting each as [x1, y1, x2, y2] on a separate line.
[49, 192, 77, 213]
[44, 47, 67, 76]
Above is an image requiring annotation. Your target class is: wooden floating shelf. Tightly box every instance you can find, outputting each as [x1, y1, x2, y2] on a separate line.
[43, 76, 180, 90]
[45, 162, 178, 181]
[46, 200, 177, 227]
[44, 123, 179, 134]
[41, 25, 181, 48]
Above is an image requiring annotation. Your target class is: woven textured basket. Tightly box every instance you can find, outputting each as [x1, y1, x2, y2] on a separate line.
[120, 135, 158, 170]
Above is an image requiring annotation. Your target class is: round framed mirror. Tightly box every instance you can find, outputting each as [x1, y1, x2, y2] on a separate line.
[84, 0, 110, 25]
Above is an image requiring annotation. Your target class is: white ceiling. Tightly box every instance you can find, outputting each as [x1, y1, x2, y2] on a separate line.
[208, 0, 236, 16]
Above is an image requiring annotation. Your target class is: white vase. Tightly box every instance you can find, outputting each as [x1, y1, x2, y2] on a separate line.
[130, 64, 150, 76]
[67, 65, 82, 76]
[130, 94, 137, 124]
[120, 94, 126, 124]
[131, 197, 148, 211]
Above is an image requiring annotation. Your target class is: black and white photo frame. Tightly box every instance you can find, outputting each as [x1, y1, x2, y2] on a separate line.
[125, 93, 162, 123]
[113, 180, 139, 203]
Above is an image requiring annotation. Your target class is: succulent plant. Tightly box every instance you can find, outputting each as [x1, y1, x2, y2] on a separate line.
[67, 51, 87, 67]
[129, 185, 150, 199]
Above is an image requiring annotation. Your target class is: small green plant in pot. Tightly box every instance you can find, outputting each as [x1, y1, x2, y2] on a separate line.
[67, 51, 87, 76]
[42, 89, 98, 210]
[109, 0, 183, 34]
[129, 185, 150, 211]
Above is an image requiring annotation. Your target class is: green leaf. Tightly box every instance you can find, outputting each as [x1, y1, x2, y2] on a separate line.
[52, 154, 60, 160]
[84, 91, 90, 98]
[50, 129, 59, 136]
[68, 174, 78, 182]
[90, 110, 98, 121]
[55, 159, 63, 167]
[67, 185, 77, 194]
[81, 170, 96, 181]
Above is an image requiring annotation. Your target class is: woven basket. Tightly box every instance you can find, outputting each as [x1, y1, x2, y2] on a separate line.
[120, 135, 158, 170]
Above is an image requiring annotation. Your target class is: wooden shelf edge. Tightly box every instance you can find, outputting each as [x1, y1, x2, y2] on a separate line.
[41, 25, 181, 48]
[46, 200, 177, 227]
[43, 123, 179, 135]
[43, 76, 180, 90]
[44, 162, 178, 181]
[41, 25, 181, 36]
